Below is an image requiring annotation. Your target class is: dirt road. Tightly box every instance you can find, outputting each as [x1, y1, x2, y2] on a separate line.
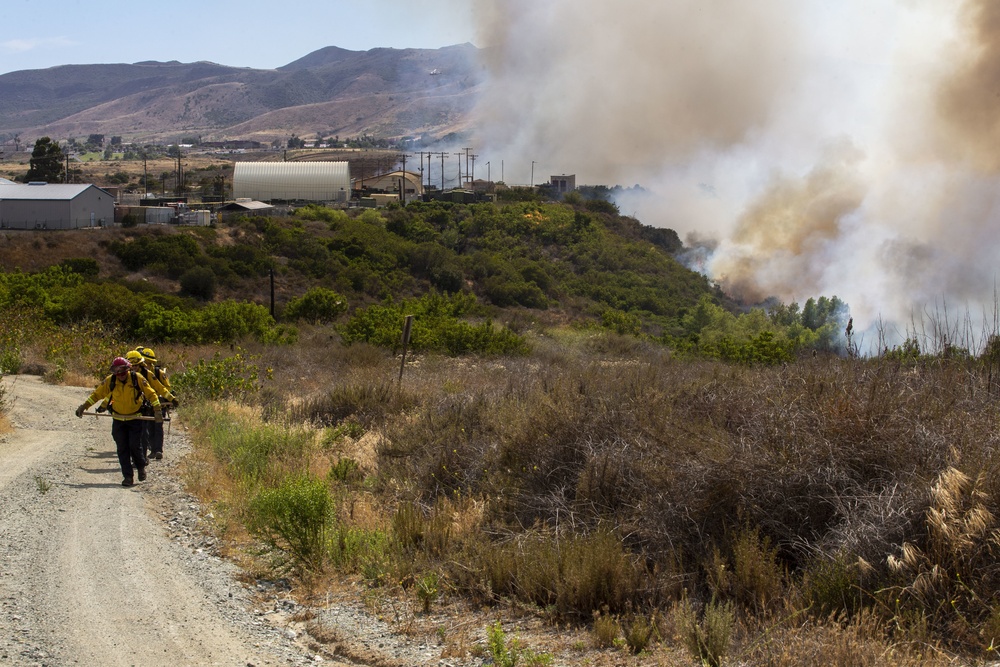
[0, 375, 336, 666]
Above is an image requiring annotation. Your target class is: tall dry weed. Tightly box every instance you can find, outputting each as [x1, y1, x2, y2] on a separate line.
[885, 466, 1000, 647]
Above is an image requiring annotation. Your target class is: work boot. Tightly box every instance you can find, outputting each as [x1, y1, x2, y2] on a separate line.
[153, 452, 163, 460]
[137, 467, 146, 482]
[122, 477, 135, 487]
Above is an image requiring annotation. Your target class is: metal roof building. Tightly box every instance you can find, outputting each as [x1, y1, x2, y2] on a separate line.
[233, 162, 351, 203]
[355, 170, 424, 203]
[0, 183, 115, 230]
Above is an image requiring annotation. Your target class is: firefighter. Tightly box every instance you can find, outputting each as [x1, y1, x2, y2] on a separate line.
[126, 349, 178, 461]
[75, 356, 163, 487]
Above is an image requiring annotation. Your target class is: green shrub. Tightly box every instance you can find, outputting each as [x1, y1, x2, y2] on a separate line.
[197, 301, 273, 342]
[172, 351, 261, 400]
[134, 302, 198, 343]
[601, 308, 642, 336]
[415, 571, 439, 612]
[340, 292, 529, 356]
[47, 281, 145, 331]
[283, 287, 348, 324]
[110, 234, 203, 278]
[179, 266, 216, 300]
[59, 257, 100, 278]
[248, 476, 334, 573]
[485, 621, 553, 667]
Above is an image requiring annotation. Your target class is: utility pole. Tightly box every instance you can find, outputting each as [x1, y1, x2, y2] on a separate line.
[421, 151, 432, 189]
[438, 152, 448, 190]
[398, 152, 410, 205]
[470, 154, 478, 185]
[486, 161, 490, 185]
[531, 160, 536, 187]
[464, 147, 472, 185]
[142, 152, 148, 198]
[454, 152, 464, 188]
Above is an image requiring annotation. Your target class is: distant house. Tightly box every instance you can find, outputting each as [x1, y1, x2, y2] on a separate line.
[0, 182, 114, 230]
[550, 174, 576, 193]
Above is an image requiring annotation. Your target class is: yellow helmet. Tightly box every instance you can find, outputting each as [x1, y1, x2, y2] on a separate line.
[125, 350, 145, 365]
[142, 348, 157, 363]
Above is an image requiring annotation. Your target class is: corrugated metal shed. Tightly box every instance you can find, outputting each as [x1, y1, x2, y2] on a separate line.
[0, 183, 114, 229]
[233, 162, 351, 202]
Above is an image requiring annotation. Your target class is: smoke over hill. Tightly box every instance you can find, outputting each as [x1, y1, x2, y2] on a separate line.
[472, 0, 1000, 349]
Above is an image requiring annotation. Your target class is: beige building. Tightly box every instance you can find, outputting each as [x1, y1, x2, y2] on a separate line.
[550, 174, 576, 193]
[233, 161, 351, 202]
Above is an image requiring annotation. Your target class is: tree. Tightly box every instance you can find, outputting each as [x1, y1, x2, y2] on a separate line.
[25, 137, 64, 183]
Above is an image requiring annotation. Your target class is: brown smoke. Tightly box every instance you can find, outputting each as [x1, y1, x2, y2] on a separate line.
[934, 0, 1000, 171]
[711, 143, 866, 303]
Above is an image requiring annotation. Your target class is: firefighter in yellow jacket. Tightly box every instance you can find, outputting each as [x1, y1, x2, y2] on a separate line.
[125, 350, 178, 461]
[75, 356, 163, 487]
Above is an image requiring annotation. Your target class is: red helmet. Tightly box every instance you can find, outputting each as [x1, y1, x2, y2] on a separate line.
[110, 356, 131, 372]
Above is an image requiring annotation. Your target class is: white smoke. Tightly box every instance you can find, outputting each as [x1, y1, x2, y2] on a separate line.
[472, 0, 1000, 351]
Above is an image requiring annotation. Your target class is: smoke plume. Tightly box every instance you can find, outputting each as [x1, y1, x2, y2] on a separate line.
[472, 0, 1000, 350]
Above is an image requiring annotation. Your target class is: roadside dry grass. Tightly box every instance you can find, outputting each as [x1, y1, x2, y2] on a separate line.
[14, 307, 1000, 664]
[165, 332, 1000, 665]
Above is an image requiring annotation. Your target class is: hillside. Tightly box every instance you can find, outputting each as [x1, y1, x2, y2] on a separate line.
[0, 197, 715, 338]
[0, 44, 483, 144]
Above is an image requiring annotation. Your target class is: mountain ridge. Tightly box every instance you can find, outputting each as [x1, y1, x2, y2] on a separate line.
[0, 44, 483, 144]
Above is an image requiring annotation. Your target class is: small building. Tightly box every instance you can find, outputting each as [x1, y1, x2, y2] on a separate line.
[0, 182, 114, 229]
[550, 174, 576, 193]
[217, 199, 274, 220]
[354, 170, 423, 203]
[233, 161, 351, 202]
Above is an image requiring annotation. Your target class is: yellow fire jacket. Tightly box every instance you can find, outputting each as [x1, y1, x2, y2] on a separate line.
[136, 364, 175, 401]
[84, 372, 161, 420]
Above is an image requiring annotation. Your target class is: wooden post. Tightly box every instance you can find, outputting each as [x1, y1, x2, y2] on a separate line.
[398, 314, 414, 383]
[269, 268, 275, 319]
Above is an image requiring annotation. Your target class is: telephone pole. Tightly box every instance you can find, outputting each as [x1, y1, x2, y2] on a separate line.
[438, 152, 448, 190]
[454, 152, 464, 188]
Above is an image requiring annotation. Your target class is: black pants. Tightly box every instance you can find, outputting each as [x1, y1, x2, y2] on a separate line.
[142, 420, 164, 456]
[111, 418, 144, 480]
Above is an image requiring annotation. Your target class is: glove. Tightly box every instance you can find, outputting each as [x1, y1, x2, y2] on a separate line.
[170, 397, 179, 408]
[96, 403, 108, 413]
[154, 408, 164, 424]
[75, 404, 87, 418]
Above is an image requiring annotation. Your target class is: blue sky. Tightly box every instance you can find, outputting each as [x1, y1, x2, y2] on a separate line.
[0, 0, 476, 75]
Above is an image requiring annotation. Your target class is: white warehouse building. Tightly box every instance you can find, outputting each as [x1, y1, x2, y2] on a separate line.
[233, 161, 351, 203]
[0, 182, 115, 230]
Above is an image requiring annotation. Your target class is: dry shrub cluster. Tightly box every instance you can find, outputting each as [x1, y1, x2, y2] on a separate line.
[369, 351, 1000, 654]
[181, 335, 1000, 663]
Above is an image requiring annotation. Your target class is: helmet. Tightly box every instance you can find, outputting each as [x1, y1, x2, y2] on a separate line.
[125, 350, 144, 365]
[142, 348, 157, 363]
[111, 356, 131, 372]
[135, 345, 145, 353]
